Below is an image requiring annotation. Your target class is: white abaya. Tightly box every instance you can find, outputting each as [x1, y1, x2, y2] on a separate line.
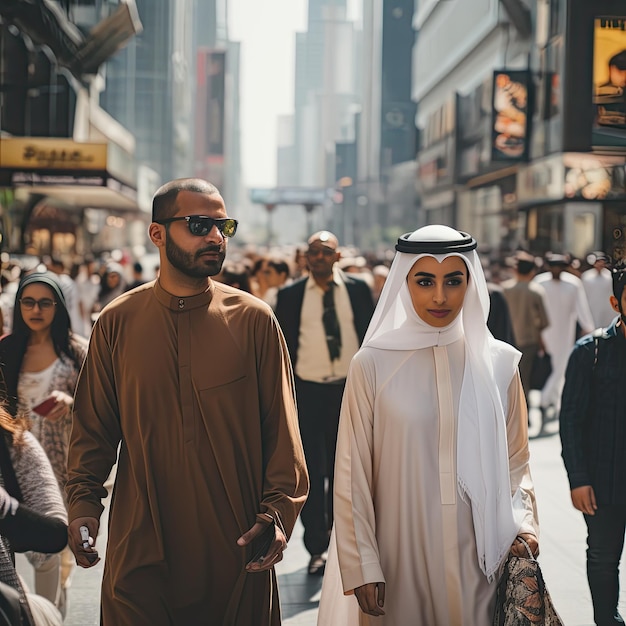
[318, 338, 538, 626]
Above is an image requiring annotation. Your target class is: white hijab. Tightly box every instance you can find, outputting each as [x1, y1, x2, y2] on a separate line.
[363, 225, 524, 581]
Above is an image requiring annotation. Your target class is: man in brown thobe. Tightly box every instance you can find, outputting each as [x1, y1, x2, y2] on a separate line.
[65, 178, 308, 626]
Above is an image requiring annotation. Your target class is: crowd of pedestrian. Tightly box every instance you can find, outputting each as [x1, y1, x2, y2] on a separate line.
[0, 176, 622, 625]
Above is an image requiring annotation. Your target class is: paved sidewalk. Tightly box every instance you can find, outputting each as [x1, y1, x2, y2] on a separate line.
[16, 432, 626, 624]
[277, 520, 321, 625]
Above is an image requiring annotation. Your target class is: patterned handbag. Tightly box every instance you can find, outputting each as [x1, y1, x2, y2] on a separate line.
[493, 537, 564, 626]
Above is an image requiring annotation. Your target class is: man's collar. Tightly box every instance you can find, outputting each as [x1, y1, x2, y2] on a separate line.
[306, 267, 343, 289]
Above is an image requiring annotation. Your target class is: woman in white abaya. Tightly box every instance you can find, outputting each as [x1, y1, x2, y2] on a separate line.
[317, 225, 539, 626]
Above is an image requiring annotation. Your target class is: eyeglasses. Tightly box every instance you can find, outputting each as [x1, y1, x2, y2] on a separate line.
[155, 216, 238, 238]
[20, 298, 56, 310]
[306, 247, 336, 258]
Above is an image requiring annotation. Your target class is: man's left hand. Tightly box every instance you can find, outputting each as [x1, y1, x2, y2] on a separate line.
[237, 522, 287, 572]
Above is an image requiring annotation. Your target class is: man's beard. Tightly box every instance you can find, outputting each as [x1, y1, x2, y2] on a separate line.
[165, 235, 225, 278]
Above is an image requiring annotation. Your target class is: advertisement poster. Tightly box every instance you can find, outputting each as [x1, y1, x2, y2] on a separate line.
[593, 17, 626, 147]
[563, 153, 626, 200]
[194, 49, 225, 188]
[491, 70, 530, 161]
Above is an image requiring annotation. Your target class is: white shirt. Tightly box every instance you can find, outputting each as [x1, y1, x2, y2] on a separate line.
[295, 269, 360, 383]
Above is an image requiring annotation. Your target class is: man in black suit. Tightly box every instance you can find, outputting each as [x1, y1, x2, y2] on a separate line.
[275, 231, 375, 575]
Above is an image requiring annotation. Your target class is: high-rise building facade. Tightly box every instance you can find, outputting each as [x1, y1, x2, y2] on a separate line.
[100, 0, 241, 207]
[292, 0, 359, 189]
[0, 0, 142, 256]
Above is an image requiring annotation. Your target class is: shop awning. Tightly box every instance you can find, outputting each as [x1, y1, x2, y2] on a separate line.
[0, 136, 138, 212]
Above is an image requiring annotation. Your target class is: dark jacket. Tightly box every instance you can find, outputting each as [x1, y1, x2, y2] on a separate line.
[560, 316, 626, 505]
[275, 272, 375, 370]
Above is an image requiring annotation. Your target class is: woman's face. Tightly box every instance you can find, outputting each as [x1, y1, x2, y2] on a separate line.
[106, 272, 121, 287]
[19, 283, 57, 333]
[406, 255, 469, 327]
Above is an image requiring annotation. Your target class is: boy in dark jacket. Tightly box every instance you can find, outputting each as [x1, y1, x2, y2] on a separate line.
[560, 261, 626, 626]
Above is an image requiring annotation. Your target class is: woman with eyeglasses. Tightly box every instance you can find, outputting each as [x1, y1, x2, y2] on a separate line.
[0, 272, 87, 618]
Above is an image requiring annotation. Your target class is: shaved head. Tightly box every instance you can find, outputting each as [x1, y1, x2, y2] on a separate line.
[152, 178, 221, 222]
[307, 230, 339, 250]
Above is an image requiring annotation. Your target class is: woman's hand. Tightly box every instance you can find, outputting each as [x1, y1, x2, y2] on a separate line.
[354, 582, 385, 617]
[509, 533, 539, 558]
[43, 391, 73, 423]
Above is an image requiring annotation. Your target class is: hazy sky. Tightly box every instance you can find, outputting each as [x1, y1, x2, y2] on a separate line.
[228, 1, 307, 188]
[229, 0, 360, 189]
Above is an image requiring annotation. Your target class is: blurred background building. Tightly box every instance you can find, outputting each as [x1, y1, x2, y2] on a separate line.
[1, 0, 626, 262]
[410, 0, 626, 260]
[0, 0, 242, 263]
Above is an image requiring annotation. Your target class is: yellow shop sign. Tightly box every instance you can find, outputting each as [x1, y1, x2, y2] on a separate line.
[0, 138, 108, 170]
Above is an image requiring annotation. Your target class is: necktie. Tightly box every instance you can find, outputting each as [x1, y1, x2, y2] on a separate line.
[322, 282, 342, 361]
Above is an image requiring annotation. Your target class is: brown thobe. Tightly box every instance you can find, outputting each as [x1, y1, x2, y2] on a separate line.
[66, 280, 308, 626]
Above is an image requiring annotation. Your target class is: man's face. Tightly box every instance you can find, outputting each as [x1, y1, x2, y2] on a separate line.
[306, 240, 339, 280]
[164, 190, 229, 278]
[262, 262, 286, 288]
[610, 284, 626, 336]
[609, 65, 626, 88]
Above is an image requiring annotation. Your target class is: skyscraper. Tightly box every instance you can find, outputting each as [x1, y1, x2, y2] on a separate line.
[291, 0, 359, 188]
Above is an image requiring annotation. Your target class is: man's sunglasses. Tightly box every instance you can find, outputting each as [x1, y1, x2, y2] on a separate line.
[155, 216, 238, 238]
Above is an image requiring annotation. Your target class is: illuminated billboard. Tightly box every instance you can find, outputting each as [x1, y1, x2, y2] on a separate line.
[491, 70, 530, 161]
[592, 17, 626, 148]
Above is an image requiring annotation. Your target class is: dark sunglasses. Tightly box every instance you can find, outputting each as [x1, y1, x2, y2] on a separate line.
[155, 215, 238, 238]
[20, 297, 56, 310]
[306, 246, 336, 258]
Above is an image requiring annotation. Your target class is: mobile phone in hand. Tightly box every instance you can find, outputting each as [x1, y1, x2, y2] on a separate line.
[79, 525, 99, 564]
[250, 523, 275, 562]
[32, 397, 56, 417]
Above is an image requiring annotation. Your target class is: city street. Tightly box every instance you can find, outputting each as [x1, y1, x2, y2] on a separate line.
[16, 431, 626, 625]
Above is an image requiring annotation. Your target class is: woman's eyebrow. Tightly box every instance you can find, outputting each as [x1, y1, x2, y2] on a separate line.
[413, 270, 465, 278]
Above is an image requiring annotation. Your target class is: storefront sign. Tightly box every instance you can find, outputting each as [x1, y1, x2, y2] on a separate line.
[491, 70, 531, 161]
[0, 138, 107, 170]
[592, 16, 626, 148]
[517, 153, 626, 205]
[563, 153, 626, 199]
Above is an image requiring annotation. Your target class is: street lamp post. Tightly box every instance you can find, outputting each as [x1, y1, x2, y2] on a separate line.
[264, 203, 276, 246]
[303, 203, 317, 236]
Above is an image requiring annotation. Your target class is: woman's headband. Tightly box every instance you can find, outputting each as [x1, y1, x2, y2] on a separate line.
[395, 231, 478, 254]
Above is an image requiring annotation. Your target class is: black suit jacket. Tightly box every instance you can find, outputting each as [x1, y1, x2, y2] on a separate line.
[275, 272, 375, 369]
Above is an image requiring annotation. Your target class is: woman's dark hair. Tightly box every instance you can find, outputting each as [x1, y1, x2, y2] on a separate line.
[219, 261, 252, 293]
[11, 275, 82, 369]
[266, 257, 290, 277]
[250, 257, 265, 277]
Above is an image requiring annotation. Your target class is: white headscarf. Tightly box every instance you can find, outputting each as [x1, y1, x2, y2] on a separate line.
[363, 225, 524, 581]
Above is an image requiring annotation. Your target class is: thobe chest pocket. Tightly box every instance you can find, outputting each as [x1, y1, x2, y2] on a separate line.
[194, 368, 247, 391]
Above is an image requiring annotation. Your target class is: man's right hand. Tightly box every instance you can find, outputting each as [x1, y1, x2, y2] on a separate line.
[68, 517, 101, 568]
[354, 582, 385, 617]
[571, 485, 597, 515]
